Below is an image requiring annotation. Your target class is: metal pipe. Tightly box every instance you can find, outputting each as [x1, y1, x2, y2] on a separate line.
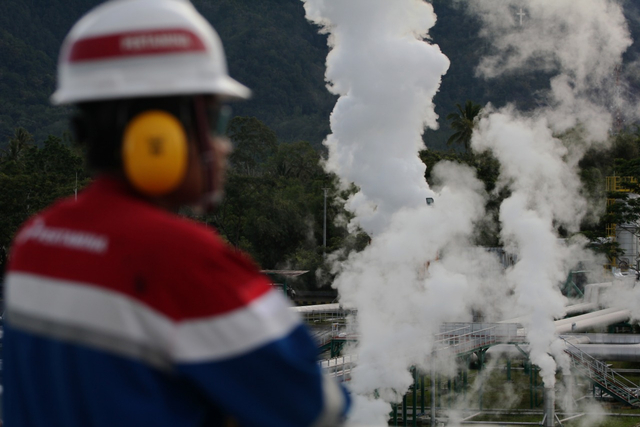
[555, 310, 631, 334]
[403, 393, 407, 427]
[412, 367, 417, 427]
[431, 368, 436, 427]
[323, 188, 328, 249]
[393, 403, 398, 426]
[565, 333, 640, 344]
[529, 362, 533, 410]
[534, 369, 538, 408]
[421, 374, 425, 414]
[559, 413, 585, 423]
[564, 302, 597, 316]
[569, 343, 640, 361]
[543, 388, 555, 427]
[501, 302, 599, 324]
[464, 365, 468, 399]
[554, 307, 622, 328]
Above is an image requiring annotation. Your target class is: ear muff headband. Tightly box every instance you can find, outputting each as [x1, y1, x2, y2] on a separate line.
[122, 110, 188, 196]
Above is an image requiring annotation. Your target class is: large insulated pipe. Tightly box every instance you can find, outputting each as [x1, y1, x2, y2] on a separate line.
[554, 307, 622, 328]
[564, 302, 597, 316]
[555, 310, 630, 334]
[489, 342, 640, 363]
[499, 303, 599, 325]
[565, 333, 640, 344]
[569, 343, 640, 362]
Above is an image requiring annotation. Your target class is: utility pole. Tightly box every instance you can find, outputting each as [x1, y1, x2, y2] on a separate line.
[323, 188, 329, 250]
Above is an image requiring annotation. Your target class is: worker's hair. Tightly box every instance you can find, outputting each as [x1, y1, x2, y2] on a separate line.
[71, 97, 194, 173]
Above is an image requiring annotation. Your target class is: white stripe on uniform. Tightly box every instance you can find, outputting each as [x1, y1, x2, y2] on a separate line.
[6, 272, 301, 364]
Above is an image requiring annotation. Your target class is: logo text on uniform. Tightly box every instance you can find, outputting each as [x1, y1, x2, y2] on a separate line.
[16, 219, 109, 254]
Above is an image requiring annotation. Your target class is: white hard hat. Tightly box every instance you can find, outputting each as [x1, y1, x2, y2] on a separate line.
[52, 0, 250, 105]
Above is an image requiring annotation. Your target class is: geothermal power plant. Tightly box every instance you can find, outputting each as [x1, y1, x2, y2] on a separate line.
[295, 274, 640, 426]
[297, 1, 640, 425]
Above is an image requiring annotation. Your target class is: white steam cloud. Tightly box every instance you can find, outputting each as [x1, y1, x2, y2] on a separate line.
[303, 0, 635, 424]
[467, 0, 633, 389]
[334, 163, 499, 425]
[465, 0, 633, 143]
[301, 1, 494, 424]
[302, 0, 449, 235]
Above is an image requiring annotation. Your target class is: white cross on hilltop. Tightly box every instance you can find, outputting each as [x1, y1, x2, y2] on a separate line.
[516, 8, 526, 26]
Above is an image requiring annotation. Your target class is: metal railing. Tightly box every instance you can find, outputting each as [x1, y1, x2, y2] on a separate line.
[434, 322, 524, 356]
[562, 337, 640, 406]
[606, 176, 637, 193]
[321, 354, 357, 381]
[321, 323, 524, 380]
[312, 329, 335, 347]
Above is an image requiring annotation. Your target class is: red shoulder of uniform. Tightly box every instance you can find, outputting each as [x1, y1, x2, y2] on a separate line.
[8, 178, 272, 321]
[141, 214, 273, 321]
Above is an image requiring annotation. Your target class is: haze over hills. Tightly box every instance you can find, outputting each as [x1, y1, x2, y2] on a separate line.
[1, 0, 640, 149]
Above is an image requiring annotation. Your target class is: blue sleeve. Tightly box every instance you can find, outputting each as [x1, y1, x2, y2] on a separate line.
[176, 324, 351, 427]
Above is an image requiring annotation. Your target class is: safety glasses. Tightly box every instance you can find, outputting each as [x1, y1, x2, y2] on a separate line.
[214, 105, 232, 136]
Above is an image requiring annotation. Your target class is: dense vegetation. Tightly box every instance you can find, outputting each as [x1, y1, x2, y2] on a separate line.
[4, 115, 640, 286]
[0, 128, 90, 275]
[0, 0, 336, 146]
[0, 120, 371, 289]
[4, 0, 640, 149]
[3, 0, 640, 284]
[189, 116, 370, 288]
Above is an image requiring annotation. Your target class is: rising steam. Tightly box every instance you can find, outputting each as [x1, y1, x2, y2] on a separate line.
[302, 0, 448, 235]
[467, 0, 633, 390]
[303, 0, 635, 424]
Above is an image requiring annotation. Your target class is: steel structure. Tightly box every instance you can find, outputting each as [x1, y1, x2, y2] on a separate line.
[306, 279, 640, 425]
[563, 337, 640, 407]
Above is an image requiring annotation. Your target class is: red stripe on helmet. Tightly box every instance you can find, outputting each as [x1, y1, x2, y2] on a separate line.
[68, 28, 206, 62]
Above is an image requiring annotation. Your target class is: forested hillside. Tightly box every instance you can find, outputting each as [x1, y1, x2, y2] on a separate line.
[0, 0, 336, 146]
[1, 0, 640, 148]
[3, 0, 640, 285]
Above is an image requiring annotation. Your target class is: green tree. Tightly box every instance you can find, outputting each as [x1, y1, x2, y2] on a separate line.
[420, 147, 502, 246]
[446, 100, 483, 152]
[0, 131, 89, 276]
[1, 127, 34, 173]
[228, 116, 278, 176]
[7, 127, 33, 161]
[189, 117, 368, 290]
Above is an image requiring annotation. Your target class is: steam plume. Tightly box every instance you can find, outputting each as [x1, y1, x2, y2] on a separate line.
[302, 0, 449, 235]
[303, 0, 636, 424]
[300, 1, 494, 424]
[466, 0, 633, 388]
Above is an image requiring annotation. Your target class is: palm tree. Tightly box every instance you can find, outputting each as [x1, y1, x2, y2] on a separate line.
[446, 100, 483, 152]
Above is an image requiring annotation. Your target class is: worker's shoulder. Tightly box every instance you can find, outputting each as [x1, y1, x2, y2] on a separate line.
[115, 201, 261, 280]
[20, 184, 233, 268]
[125, 207, 271, 319]
[137, 205, 221, 247]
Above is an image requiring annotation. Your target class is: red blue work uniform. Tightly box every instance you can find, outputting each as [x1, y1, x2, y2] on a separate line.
[3, 177, 349, 427]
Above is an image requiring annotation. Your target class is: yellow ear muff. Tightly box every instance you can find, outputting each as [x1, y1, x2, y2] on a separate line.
[122, 110, 188, 196]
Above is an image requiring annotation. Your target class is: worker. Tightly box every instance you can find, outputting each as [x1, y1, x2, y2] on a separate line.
[2, 1, 350, 426]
